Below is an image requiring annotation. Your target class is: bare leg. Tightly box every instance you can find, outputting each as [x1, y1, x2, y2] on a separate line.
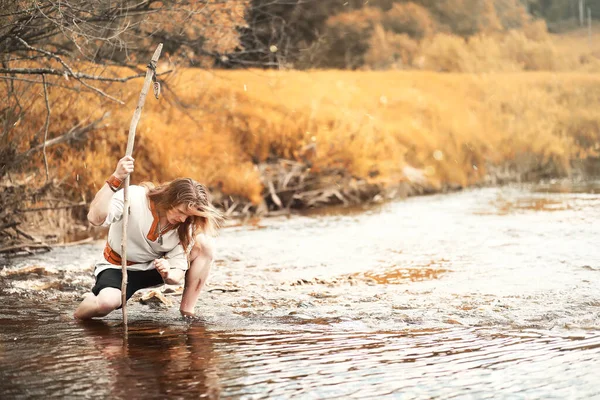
[180, 235, 214, 317]
[74, 287, 122, 320]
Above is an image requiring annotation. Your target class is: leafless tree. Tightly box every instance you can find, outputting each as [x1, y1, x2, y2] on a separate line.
[0, 0, 249, 249]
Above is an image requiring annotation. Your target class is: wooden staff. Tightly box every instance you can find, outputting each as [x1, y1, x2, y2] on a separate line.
[121, 43, 163, 327]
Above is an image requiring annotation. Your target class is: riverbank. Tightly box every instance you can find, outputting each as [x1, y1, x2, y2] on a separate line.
[3, 69, 600, 251]
[13, 69, 600, 199]
[3, 159, 595, 257]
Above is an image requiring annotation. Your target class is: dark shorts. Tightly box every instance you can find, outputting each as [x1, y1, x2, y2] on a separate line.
[92, 268, 164, 302]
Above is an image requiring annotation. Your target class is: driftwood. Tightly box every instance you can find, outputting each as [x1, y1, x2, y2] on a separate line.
[120, 43, 163, 327]
[0, 242, 52, 255]
[215, 159, 386, 217]
[0, 265, 58, 277]
[0, 177, 96, 255]
[0, 221, 52, 255]
[51, 237, 94, 247]
[0, 217, 97, 256]
[8, 113, 110, 169]
[140, 289, 173, 307]
[0, 222, 19, 232]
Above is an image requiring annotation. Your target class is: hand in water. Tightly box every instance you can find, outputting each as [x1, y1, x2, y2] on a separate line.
[180, 309, 206, 322]
[180, 309, 195, 319]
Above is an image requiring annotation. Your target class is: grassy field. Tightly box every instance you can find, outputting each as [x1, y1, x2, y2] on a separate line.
[8, 28, 600, 211]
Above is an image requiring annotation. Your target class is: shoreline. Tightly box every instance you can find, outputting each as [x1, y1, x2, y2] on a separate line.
[220, 156, 599, 219]
[2, 158, 597, 258]
[5, 69, 600, 255]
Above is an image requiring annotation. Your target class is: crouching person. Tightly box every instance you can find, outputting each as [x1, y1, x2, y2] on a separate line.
[74, 156, 223, 320]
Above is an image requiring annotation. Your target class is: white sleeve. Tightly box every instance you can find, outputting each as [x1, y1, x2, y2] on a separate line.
[102, 189, 125, 227]
[165, 244, 189, 271]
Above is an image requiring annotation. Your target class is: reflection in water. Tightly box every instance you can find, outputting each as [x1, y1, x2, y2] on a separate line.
[1, 181, 600, 398]
[214, 329, 600, 399]
[79, 321, 222, 399]
[365, 266, 449, 283]
[0, 305, 223, 399]
[1, 305, 600, 399]
[355, 260, 450, 284]
[483, 195, 572, 214]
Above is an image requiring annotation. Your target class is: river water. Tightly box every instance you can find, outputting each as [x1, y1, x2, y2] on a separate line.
[1, 182, 599, 399]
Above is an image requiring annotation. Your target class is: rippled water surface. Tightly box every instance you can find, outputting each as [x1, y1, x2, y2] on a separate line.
[1, 182, 600, 399]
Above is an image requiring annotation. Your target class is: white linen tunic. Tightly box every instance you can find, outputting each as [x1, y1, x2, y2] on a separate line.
[94, 185, 189, 276]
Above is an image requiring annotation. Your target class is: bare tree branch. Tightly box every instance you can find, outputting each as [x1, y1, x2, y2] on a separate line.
[8, 112, 111, 168]
[14, 36, 126, 103]
[0, 75, 75, 89]
[0, 67, 164, 82]
[0, 0, 252, 248]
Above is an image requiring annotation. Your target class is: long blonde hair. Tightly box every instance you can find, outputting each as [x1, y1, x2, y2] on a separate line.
[146, 178, 223, 252]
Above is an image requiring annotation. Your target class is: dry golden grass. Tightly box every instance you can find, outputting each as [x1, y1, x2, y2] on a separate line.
[411, 25, 600, 73]
[551, 26, 600, 63]
[15, 67, 596, 205]
[7, 28, 600, 206]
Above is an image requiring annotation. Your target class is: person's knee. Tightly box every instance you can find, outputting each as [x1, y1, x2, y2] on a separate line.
[96, 289, 122, 314]
[96, 297, 121, 315]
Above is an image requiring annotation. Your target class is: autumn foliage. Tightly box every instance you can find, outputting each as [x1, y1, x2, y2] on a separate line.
[3, 0, 600, 241]
[10, 58, 600, 213]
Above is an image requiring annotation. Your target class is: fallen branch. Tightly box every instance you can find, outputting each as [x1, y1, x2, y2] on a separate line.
[267, 179, 283, 209]
[0, 265, 57, 277]
[13, 226, 35, 241]
[225, 201, 238, 216]
[0, 242, 52, 254]
[0, 222, 19, 232]
[8, 112, 110, 167]
[51, 237, 94, 247]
